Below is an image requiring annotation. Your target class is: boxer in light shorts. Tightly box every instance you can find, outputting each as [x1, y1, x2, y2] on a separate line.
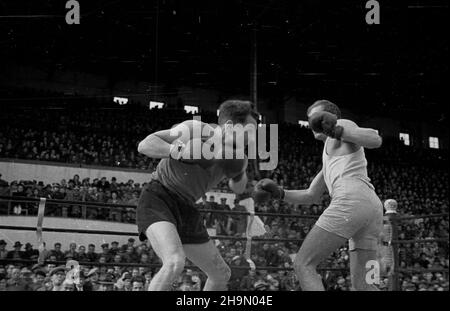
[254, 99, 383, 290]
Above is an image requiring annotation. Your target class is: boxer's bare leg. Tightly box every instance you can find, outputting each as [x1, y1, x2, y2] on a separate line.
[146, 221, 185, 291]
[350, 248, 380, 291]
[294, 225, 347, 291]
[183, 240, 231, 290]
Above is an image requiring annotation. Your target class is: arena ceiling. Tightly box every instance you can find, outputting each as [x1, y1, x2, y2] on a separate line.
[0, 0, 448, 122]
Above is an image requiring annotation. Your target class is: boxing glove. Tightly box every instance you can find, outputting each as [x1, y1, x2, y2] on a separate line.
[252, 179, 284, 204]
[308, 111, 344, 139]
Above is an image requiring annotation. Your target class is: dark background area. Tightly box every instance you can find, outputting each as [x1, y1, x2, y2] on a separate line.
[0, 0, 448, 123]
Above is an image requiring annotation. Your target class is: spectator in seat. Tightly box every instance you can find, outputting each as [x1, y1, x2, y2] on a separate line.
[0, 240, 7, 259]
[206, 195, 218, 223]
[70, 174, 82, 187]
[240, 269, 257, 291]
[64, 242, 79, 261]
[120, 238, 136, 253]
[117, 272, 133, 291]
[77, 245, 87, 262]
[62, 280, 76, 291]
[23, 243, 39, 260]
[110, 177, 119, 192]
[86, 244, 98, 262]
[418, 252, 431, 269]
[5, 267, 30, 291]
[50, 184, 66, 217]
[229, 255, 250, 288]
[122, 245, 138, 263]
[108, 191, 123, 222]
[100, 243, 112, 262]
[49, 266, 66, 291]
[139, 253, 150, 264]
[109, 241, 120, 256]
[0, 274, 7, 291]
[257, 243, 277, 267]
[30, 270, 47, 291]
[112, 254, 123, 264]
[50, 243, 65, 261]
[217, 197, 231, 222]
[143, 271, 152, 290]
[84, 268, 100, 291]
[6, 241, 26, 260]
[232, 199, 247, 236]
[12, 184, 27, 215]
[28, 188, 41, 215]
[125, 191, 139, 223]
[96, 177, 110, 191]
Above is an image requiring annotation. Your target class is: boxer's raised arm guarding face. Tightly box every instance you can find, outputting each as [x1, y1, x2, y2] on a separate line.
[137, 120, 215, 159]
[337, 119, 382, 149]
[308, 110, 382, 150]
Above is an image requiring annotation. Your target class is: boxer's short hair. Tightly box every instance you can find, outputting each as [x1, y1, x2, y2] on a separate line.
[218, 100, 259, 125]
[307, 99, 341, 119]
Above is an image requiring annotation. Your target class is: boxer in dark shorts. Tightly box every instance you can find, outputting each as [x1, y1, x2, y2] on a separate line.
[136, 100, 258, 291]
[137, 180, 210, 245]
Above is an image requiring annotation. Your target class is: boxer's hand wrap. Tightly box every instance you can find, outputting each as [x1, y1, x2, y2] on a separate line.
[169, 139, 186, 160]
[308, 111, 344, 140]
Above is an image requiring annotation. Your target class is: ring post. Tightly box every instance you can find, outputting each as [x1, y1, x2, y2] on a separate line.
[384, 199, 399, 291]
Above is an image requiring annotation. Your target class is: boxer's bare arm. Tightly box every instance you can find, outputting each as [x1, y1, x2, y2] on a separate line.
[137, 119, 217, 159]
[228, 171, 248, 194]
[338, 119, 382, 149]
[137, 129, 174, 158]
[284, 170, 326, 205]
[137, 128, 181, 159]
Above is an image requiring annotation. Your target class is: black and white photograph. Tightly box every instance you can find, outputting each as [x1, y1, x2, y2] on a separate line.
[0, 0, 448, 303]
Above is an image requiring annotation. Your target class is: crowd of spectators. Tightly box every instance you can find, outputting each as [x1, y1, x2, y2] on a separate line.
[0, 104, 448, 291]
[1, 235, 448, 291]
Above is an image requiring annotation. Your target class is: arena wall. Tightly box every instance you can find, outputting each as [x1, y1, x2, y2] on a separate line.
[0, 216, 216, 250]
[0, 159, 237, 206]
[0, 159, 152, 185]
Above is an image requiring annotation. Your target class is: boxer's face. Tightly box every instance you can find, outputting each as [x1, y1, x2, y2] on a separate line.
[221, 114, 257, 147]
[307, 106, 327, 141]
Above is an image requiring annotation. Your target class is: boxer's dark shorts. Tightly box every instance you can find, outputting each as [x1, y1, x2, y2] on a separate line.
[136, 180, 210, 244]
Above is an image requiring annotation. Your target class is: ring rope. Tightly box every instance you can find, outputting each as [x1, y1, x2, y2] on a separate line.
[0, 225, 304, 243]
[0, 258, 348, 272]
[0, 225, 447, 245]
[0, 195, 319, 220]
[36, 198, 46, 265]
[244, 207, 256, 270]
[1, 196, 447, 221]
[1, 258, 447, 275]
[1, 196, 448, 290]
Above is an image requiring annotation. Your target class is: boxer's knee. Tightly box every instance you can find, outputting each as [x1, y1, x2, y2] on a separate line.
[294, 251, 316, 275]
[208, 262, 231, 283]
[161, 254, 185, 277]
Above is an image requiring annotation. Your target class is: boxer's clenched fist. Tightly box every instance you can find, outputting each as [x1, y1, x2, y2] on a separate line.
[308, 111, 344, 139]
[252, 179, 284, 204]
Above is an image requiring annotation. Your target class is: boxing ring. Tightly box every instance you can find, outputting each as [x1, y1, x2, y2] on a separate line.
[0, 195, 448, 291]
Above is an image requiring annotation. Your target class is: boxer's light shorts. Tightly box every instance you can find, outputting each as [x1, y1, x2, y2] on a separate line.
[315, 178, 383, 251]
